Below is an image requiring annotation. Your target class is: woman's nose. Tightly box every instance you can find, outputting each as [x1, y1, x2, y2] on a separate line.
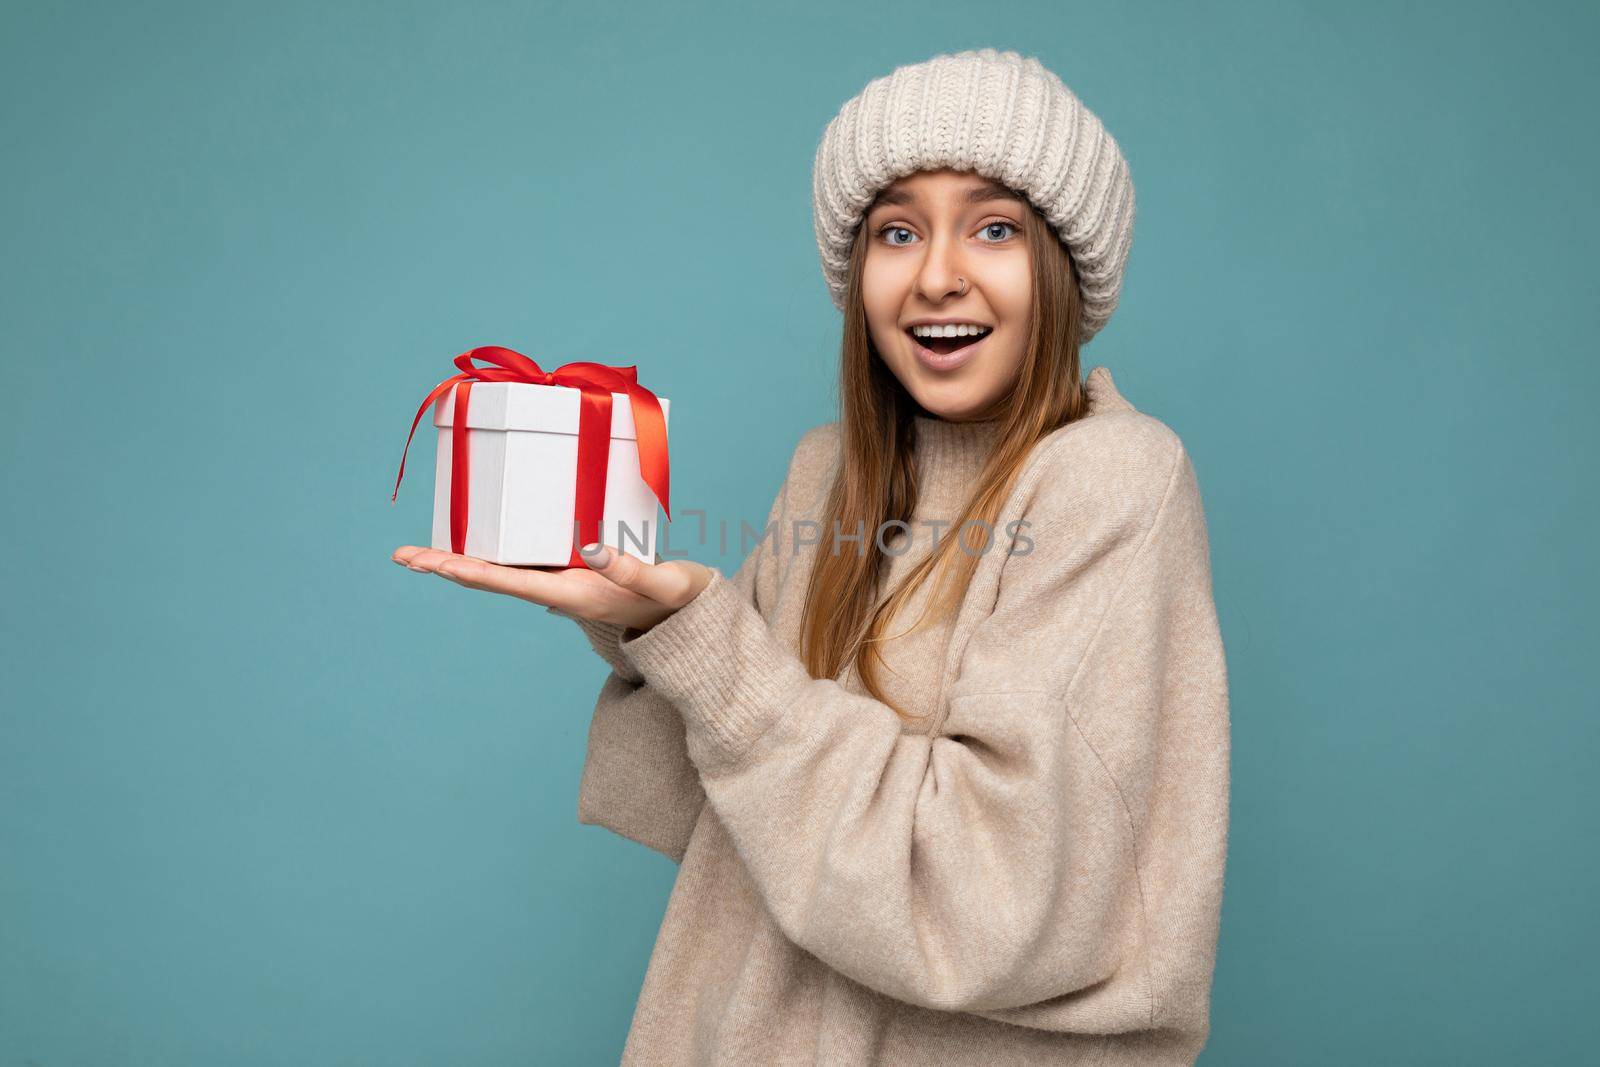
[914, 234, 968, 301]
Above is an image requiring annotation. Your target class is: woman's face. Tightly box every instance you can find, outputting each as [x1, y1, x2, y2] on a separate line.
[861, 168, 1032, 422]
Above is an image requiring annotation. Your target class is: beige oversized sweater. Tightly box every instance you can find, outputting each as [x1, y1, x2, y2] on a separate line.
[555, 366, 1230, 1065]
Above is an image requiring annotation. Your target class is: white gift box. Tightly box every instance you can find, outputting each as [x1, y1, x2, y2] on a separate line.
[430, 382, 670, 566]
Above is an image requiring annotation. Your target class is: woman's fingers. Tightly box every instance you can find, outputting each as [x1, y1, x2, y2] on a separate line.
[393, 546, 457, 573]
[584, 544, 710, 609]
[390, 544, 709, 627]
[390, 545, 629, 616]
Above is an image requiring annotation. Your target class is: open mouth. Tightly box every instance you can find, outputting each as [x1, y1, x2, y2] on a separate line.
[906, 328, 991, 356]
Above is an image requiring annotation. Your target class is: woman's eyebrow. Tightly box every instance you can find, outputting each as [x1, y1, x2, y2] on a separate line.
[870, 180, 1023, 210]
[962, 180, 1025, 204]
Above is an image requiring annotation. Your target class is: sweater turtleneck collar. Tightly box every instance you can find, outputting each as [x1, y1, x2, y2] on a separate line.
[908, 365, 1129, 515]
[910, 410, 1004, 487]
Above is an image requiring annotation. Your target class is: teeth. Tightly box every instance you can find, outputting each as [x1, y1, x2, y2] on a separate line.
[911, 324, 992, 338]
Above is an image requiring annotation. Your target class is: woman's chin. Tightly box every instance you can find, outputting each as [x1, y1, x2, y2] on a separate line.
[888, 347, 1020, 422]
[909, 391, 1002, 423]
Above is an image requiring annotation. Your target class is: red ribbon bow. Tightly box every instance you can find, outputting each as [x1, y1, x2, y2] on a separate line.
[392, 346, 671, 568]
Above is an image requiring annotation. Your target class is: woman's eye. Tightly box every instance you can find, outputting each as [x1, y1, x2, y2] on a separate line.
[876, 222, 1016, 246]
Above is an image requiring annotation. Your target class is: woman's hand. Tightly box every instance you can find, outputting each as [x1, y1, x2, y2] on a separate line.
[390, 542, 714, 635]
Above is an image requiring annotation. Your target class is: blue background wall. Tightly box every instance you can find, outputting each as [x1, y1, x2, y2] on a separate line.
[3, 1, 1596, 1063]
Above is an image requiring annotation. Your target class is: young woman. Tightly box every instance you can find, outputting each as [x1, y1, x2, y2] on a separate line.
[394, 48, 1230, 1066]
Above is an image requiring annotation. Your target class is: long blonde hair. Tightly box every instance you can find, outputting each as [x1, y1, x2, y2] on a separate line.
[799, 184, 1090, 720]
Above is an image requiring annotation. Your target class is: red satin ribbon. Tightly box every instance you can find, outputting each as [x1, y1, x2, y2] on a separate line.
[391, 346, 671, 568]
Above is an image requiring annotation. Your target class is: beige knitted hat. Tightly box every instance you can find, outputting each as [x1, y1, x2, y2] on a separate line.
[811, 48, 1135, 345]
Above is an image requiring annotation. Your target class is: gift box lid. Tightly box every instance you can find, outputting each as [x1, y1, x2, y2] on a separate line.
[431, 382, 670, 440]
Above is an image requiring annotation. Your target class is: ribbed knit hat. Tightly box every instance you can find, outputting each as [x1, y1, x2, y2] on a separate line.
[811, 48, 1135, 346]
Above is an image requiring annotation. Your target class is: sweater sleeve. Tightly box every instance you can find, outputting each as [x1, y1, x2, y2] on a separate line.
[614, 421, 1228, 1016]
[550, 610, 647, 683]
[552, 470, 794, 865]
